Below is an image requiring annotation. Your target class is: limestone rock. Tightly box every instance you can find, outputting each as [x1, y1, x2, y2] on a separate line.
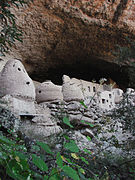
[36, 81, 63, 103]
[62, 75, 70, 83]
[19, 104, 62, 140]
[1, 95, 36, 114]
[71, 131, 96, 151]
[81, 128, 94, 138]
[0, 105, 20, 133]
[5, 0, 135, 88]
[19, 120, 62, 140]
[69, 114, 94, 125]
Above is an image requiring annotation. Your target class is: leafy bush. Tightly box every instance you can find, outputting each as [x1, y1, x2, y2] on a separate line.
[0, 110, 135, 180]
[112, 90, 135, 135]
[0, 0, 32, 55]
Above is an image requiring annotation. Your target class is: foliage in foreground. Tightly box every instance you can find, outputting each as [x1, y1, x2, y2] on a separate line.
[0, 118, 97, 180]
[0, 111, 135, 180]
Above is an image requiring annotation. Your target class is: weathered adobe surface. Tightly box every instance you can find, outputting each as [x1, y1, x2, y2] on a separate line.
[12, 0, 135, 87]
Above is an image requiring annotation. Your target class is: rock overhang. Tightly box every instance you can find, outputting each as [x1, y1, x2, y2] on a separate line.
[1, 0, 135, 88]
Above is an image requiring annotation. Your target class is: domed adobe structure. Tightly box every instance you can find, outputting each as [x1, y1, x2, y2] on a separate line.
[62, 81, 84, 102]
[0, 60, 35, 100]
[36, 81, 63, 103]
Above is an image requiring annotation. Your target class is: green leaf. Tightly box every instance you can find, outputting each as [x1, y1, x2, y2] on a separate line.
[87, 136, 92, 141]
[80, 157, 89, 165]
[14, 151, 27, 160]
[0, 135, 15, 145]
[62, 165, 80, 180]
[63, 117, 73, 128]
[6, 159, 30, 180]
[80, 120, 94, 127]
[88, 123, 94, 127]
[80, 101, 88, 109]
[32, 154, 48, 171]
[83, 148, 92, 155]
[15, 144, 27, 152]
[129, 168, 135, 173]
[31, 145, 40, 152]
[78, 167, 86, 175]
[49, 168, 61, 180]
[64, 140, 79, 153]
[78, 172, 87, 180]
[56, 152, 63, 168]
[0, 150, 9, 161]
[63, 135, 70, 140]
[31, 172, 43, 179]
[36, 141, 53, 155]
[43, 175, 48, 180]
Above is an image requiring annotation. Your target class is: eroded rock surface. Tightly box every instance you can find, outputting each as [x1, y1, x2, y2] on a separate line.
[4, 0, 134, 87]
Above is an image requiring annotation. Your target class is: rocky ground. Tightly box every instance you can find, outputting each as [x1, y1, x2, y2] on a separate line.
[1, 92, 134, 160]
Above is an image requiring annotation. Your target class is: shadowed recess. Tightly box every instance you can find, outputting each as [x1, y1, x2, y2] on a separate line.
[30, 56, 129, 90]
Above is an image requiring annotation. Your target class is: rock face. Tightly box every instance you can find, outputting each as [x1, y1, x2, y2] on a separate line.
[7, 0, 135, 87]
[19, 106, 62, 140]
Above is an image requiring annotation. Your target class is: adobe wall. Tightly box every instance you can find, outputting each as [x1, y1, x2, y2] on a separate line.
[0, 60, 35, 101]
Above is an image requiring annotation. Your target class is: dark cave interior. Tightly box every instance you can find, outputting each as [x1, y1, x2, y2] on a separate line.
[31, 56, 129, 90]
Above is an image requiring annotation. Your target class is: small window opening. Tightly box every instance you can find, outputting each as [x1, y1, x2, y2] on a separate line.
[88, 86, 90, 92]
[26, 82, 30, 85]
[109, 94, 112, 98]
[39, 90, 41, 93]
[93, 87, 96, 92]
[107, 100, 108, 102]
[18, 68, 21, 71]
[13, 64, 15, 67]
[102, 99, 105, 104]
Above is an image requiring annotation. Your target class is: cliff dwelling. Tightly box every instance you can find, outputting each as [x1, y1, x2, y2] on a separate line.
[29, 55, 129, 90]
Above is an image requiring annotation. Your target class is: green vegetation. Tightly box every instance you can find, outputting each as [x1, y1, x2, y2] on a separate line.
[0, 0, 32, 56]
[0, 101, 135, 180]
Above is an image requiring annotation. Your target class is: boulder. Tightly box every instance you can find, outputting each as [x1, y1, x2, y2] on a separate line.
[1, 95, 36, 114]
[19, 106, 62, 140]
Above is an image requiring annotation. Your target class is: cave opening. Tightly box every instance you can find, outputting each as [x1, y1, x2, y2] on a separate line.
[31, 56, 129, 90]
